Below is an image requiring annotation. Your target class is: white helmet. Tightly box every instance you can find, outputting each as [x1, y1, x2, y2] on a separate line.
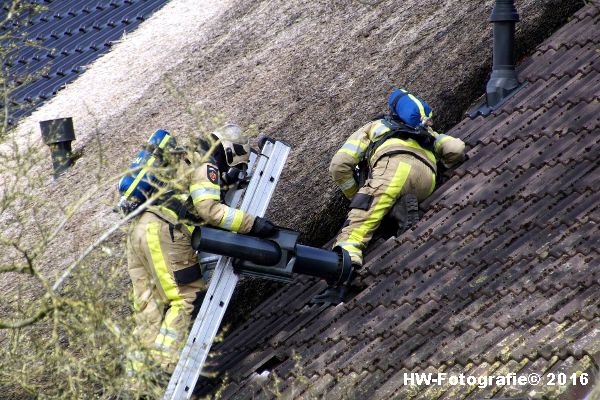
[212, 123, 251, 167]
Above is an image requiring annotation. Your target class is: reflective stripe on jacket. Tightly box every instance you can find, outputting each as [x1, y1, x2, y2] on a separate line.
[330, 120, 465, 199]
[148, 151, 255, 234]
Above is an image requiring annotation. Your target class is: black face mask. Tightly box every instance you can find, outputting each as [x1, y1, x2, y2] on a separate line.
[221, 164, 248, 185]
[210, 144, 228, 171]
[198, 134, 249, 185]
[198, 134, 228, 172]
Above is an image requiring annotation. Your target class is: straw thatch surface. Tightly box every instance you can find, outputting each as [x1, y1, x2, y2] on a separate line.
[2, 0, 583, 319]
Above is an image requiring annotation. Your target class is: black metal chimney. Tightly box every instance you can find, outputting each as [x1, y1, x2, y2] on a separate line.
[468, 0, 521, 118]
[486, 0, 520, 107]
[40, 117, 76, 178]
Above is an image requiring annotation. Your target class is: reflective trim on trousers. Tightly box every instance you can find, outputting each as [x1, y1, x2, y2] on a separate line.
[158, 326, 179, 341]
[146, 222, 183, 302]
[346, 162, 412, 251]
[156, 302, 186, 348]
[428, 170, 436, 196]
[126, 350, 147, 375]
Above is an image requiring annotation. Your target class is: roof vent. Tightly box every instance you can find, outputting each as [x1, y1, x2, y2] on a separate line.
[39, 117, 76, 178]
[469, 0, 523, 118]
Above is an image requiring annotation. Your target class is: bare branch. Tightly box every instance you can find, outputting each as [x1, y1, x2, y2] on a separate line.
[354, 0, 386, 5]
[0, 305, 53, 329]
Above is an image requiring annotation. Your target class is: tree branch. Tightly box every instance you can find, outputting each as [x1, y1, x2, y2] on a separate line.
[0, 305, 53, 329]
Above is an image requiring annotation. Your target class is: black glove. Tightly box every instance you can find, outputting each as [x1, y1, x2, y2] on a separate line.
[250, 216, 277, 237]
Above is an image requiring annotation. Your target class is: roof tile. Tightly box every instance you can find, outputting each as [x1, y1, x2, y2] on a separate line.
[2, 0, 169, 122]
[195, 3, 600, 398]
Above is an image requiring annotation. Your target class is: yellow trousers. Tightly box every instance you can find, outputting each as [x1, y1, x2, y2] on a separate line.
[334, 154, 435, 266]
[126, 212, 205, 376]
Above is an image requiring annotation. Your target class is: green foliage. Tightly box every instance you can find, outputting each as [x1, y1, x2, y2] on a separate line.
[0, 48, 259, 399]
[0, 3, 292, 399]
[0, 4, 147, 387]
[0, 135, 166, 397]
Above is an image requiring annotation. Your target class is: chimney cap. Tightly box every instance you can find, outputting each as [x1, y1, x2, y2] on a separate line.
[490, 0, 520, 22]
[40, 117, 75, 144]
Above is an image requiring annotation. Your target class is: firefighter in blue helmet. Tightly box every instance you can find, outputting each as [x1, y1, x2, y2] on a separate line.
[315, 89, 465, 303]
[125, 124, 276, 386]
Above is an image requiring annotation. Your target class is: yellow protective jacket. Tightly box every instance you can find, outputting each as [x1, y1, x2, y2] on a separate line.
[148, 150, 255, 235]
[330, 119, 466, 199]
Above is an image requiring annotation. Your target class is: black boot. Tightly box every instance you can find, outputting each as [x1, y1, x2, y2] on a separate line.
[390, 193, 419, 236]
[312, 265, 359, 305]
[312, 285, 348, 305]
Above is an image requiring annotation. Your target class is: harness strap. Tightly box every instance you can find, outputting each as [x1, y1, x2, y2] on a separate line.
[156, 194, 202, 225]
[360, 119, 437, 181]
[377, 150, 437, 176]
[146, 198, 199, 241]
[369, 117, 436, 156]
[366, 123, 431, 165]
[389, 90, 409, 120]
[145, 211, 183, 240]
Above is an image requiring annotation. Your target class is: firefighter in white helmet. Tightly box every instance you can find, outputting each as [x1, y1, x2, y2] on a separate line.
[125, 123, 275, 383]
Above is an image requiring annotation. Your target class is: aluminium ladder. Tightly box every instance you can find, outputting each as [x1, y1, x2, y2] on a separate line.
[164, 139, 291, 400]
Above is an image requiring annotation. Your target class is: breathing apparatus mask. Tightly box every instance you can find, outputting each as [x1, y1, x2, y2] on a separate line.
[198, 123, 251, 186]
[221, 160, 248, 185]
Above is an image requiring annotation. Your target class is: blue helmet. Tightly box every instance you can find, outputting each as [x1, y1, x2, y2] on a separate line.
[388, 88, 433, 128]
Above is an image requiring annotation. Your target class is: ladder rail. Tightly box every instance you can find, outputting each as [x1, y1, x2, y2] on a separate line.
[245, 142, 289, 217]
[164, 141, 290, 400]
[166, 145, 271, 395]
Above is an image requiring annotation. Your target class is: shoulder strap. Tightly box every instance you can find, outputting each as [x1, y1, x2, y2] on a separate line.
[382, 115, 417, 135]
[371, 113, 387, 122]
[385, 116, 436, 152]
[363, 127, 398, 168]
[156, 191, 202, 224]
[363, 117, 436, 166]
